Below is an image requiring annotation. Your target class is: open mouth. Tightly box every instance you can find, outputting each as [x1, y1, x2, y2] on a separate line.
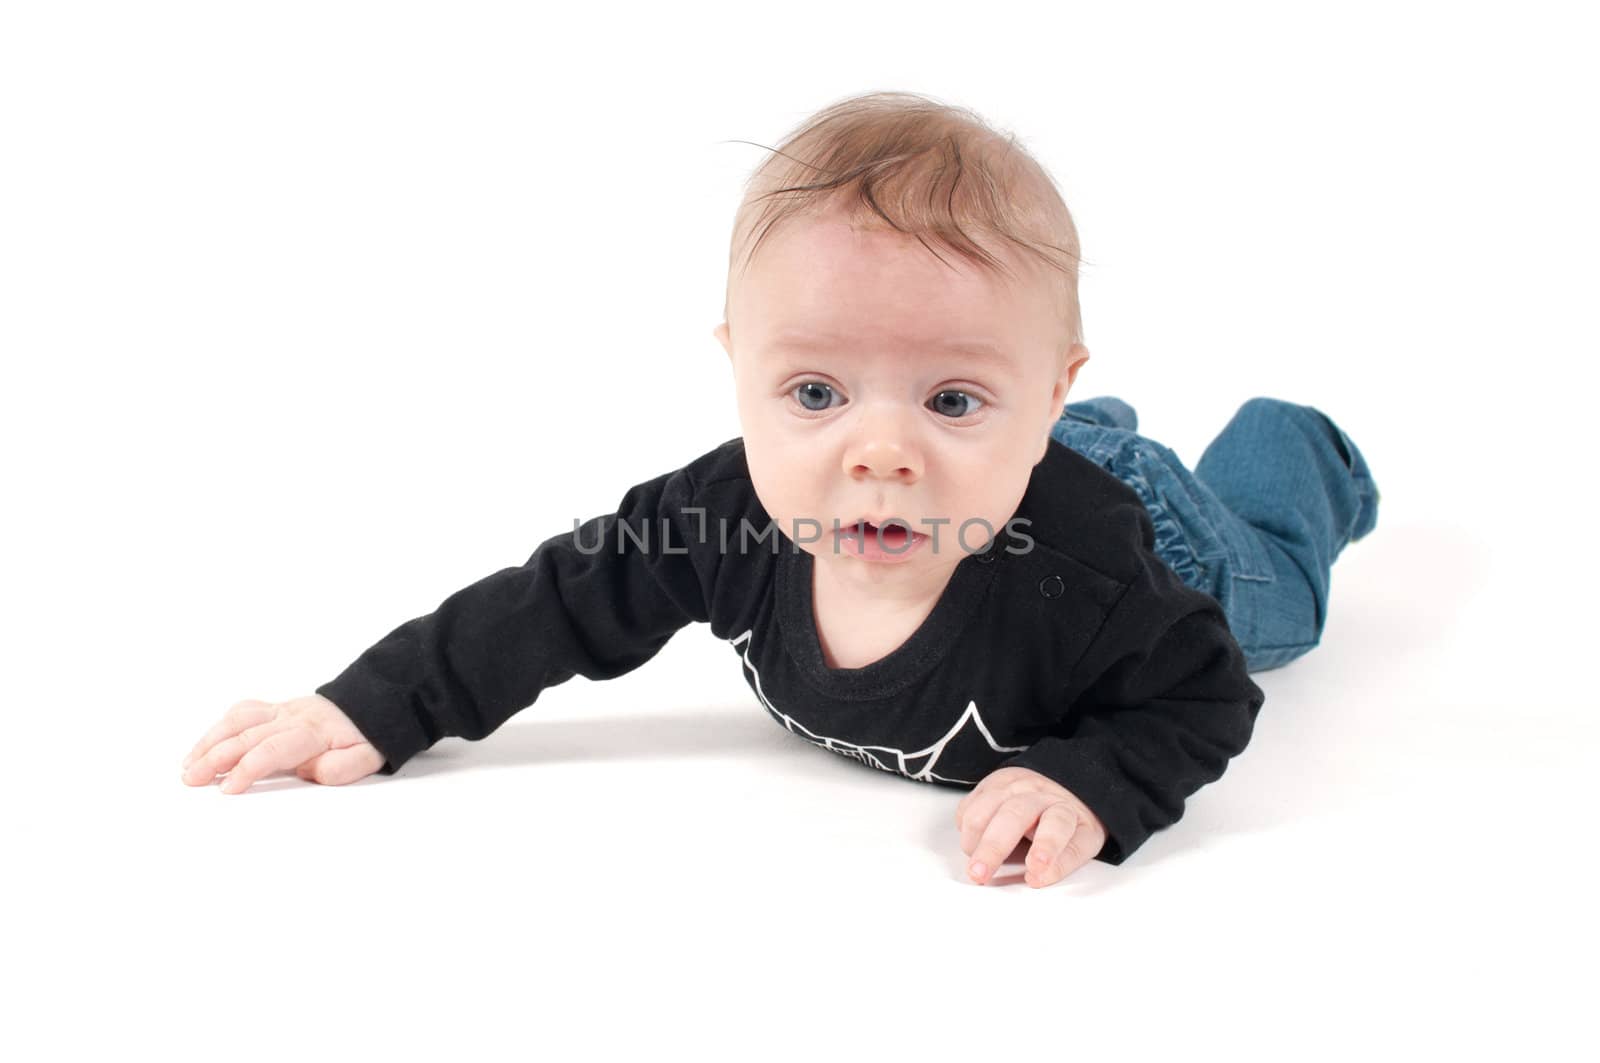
[836, 516, 927, 555]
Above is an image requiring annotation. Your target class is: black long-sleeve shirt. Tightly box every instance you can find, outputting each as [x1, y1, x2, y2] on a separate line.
[316, 436, 1266, 865]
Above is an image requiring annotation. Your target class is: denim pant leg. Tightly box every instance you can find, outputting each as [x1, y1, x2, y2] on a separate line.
[1049, 396, 1380, 672]
[1190, 397, 1380, 669]
[1062, 396, 1139, 432]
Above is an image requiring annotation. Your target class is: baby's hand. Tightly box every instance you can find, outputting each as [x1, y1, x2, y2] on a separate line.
[954, 766, 1108, 888]
[179, 694, 384, 794]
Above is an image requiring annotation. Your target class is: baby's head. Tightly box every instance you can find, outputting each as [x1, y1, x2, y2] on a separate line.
[712, 91, 1092, 583]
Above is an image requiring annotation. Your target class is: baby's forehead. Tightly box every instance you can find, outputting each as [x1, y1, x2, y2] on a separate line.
[740, 223, 1055, 343]
[756, 210, 1029, 275]
[781, 209, 1057, 300]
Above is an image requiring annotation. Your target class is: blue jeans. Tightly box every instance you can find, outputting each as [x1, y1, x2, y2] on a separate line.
[1049, 396, 1380, 672]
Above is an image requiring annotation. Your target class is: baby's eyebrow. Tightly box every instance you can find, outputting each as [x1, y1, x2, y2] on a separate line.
[768, 333, 1014, 364]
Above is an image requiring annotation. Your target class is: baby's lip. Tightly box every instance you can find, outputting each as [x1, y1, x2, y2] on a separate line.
[840, 515, 922, 534]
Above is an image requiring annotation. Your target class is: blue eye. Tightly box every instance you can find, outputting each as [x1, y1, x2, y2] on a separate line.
[929, 390, 984, 418]
[792, 382, 840, 412]
[790, 383, 984, 418]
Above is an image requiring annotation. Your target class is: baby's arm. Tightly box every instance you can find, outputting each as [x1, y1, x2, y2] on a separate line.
[987, 547, 1265, 868]
[180, 462, 718, 793]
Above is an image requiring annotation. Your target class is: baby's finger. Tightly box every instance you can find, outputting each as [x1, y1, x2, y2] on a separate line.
[182, 718, 291, 785]
[953, 766, 1041, 831]
[220, 726, 327, 794]
[1024, 803, 1091, 888]
[966, 793, 1052, 886]
[952, 780, 993, 828]
[955, 783, 1014, 857]
[182, 699, 276, 769]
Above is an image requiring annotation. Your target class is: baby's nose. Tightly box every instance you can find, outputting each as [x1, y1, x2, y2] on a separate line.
[846, 437, 921, 482]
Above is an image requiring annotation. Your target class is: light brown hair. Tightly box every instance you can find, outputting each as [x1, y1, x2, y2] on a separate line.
[723, 90, 1090, 354]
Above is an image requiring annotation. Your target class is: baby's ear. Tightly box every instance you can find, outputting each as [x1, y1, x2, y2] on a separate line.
[1059, 344, 1090, 397]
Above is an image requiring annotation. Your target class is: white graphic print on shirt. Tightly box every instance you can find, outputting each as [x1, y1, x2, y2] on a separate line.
[729, 629, 1030, 785]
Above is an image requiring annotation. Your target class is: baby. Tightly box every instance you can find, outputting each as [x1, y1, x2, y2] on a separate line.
[179, 91, 1379, 886]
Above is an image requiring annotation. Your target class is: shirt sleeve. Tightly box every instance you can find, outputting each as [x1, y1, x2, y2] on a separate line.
[996, 549, 1266, 865]
[314, 462, 719, 775]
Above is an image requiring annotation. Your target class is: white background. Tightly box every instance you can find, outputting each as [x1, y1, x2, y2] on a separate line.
[4, 1, 1595, 1058]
